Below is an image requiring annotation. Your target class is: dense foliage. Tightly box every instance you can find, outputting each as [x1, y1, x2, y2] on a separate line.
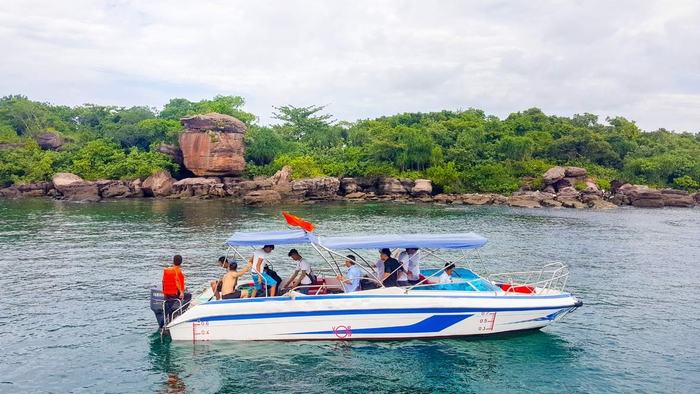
[2, 95, 699, 192]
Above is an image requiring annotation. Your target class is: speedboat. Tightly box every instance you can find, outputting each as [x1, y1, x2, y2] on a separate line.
[162, 217, 582, 341]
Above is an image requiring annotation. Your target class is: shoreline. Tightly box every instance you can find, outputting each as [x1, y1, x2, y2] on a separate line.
[2, 170, 698, 210]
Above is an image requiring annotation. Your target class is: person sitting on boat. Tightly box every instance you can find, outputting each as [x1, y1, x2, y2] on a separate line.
[398, 248, 421, 285]
[220, 259, 254, 299]
[210, 256, 229, 300]
[337, 255, 363, 293]
[252, 244, 278, 297]
[284, 249, 314, 294]
[380, 248, 403, 287]
[439, 263, 456, 284]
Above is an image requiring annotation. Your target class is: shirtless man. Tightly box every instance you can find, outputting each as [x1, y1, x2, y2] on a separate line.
[220, 259, 254, 299]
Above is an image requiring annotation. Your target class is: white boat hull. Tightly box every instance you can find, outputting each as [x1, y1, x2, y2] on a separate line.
[167, 288, 582, 341]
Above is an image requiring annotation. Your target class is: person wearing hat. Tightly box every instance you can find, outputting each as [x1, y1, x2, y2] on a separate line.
[337, 255, 362, 293]
[251, 245, 278, 297]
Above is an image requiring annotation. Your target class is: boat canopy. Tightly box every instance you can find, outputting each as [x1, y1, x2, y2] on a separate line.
[319, 232, 487, 250]
[225, 230, 318, 247]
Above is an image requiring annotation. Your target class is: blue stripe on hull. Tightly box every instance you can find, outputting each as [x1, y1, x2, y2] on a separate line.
[290, 314, 473, 335]
[185, 305, 575, 323]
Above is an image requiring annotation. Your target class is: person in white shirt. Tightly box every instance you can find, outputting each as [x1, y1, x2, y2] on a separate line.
[252, 244, 278, 297]
[337, 255, 362, 293]
[397, 248, 420, 285]
[285, 249, 313, 294]
[439, 263, 455, 284]
[375, 256, 385, 283]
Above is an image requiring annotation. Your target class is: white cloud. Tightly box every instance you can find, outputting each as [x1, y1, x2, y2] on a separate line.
[0, 0, 698, 132]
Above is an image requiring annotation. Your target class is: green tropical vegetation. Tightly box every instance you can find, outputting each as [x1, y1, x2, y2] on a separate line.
[1, 95, 699, 192]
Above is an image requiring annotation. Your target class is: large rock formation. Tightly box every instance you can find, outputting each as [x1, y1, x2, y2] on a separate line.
[142, 171, 176, 197]
[243, 189, 282, 205]
[290, 177, 340, 200]
[178, 113, 246, 177]
[411, 179, 432, 196]
[52, 173, 100, 202]
[35, 131, 64, 150]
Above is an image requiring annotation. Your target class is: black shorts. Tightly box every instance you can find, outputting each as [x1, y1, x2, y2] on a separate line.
[222, 290, 242, 299]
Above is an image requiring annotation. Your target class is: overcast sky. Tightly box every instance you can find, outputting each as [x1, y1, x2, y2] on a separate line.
[1, 0, 698, 132]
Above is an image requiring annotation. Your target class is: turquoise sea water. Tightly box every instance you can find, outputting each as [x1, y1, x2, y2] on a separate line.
[0, 199, 699, 393]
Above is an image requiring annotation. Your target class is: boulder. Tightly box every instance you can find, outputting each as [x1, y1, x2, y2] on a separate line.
[98, 181, 131, 198]
[557, 186, 579, 198]
[609, 193, 630, 206]
[270, 166, 292, 185]
[290, 177, 341, 200]
[179, 113, 247, 176]
[142, 171, 176, 197]
[340, 178, 359, 194]
[660, 190, 695, 207]
[543, 166, 566, 184]
[632, 198, 664, 208]
[589, 200, 617, 209]
[35, 131, 64, 150]
[345, 192, 366, 200]
[243, 189, 281, 205]
[52, 173, 100, 202]
[507, 196, 541, 208]
[0, 186, 20, 198]
[540, 199, 562, 208]
[557, 198, 587, 209]
[564, 166, 587, 178]
[461, 193, 493, 205]
[181, 113, 247, 132]
[129, 179, 145, 198]
[378, 178, 407, 195]
[554, 177, 575, 190]
[693, 192, 700, 204]
[411, 179, 432, 196]
[491, 194, 508, 205]
[543, 185, 556, 194]
[433, 194, 456, 204]
[16, 182, 51, 197]
[171, 177, 221, 198]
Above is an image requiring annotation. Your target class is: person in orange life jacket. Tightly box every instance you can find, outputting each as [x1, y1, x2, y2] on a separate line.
[162, 255, 186, 299]
[162, 255, 191, 322]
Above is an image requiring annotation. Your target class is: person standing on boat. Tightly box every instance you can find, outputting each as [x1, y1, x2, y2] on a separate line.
[162, 255, 186, 300]
[398, 248, 421, 285]
[439, 263, 455, 284]
[252, 245, 278, 297]
[162, 255, 190, 321]
[220, 259, 254, 299]
[284, 249, 314, 294]
[380, 248, 403, 287]
[337, 255, 363, 293]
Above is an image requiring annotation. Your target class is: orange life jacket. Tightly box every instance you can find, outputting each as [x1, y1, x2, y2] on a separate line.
[162, 266, 185, 297]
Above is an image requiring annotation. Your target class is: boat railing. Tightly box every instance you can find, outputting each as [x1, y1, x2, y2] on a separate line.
[486, 262, 570, 294]
[406, 276, 497, 293]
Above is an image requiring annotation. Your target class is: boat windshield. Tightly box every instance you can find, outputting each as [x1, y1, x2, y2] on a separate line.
[411, 268, 500, 292]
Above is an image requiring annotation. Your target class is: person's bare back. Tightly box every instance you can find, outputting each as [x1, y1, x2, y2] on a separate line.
[221, 259, 253, 297]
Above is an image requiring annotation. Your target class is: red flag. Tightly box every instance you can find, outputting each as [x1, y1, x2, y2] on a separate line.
[282, 211, 315, 232]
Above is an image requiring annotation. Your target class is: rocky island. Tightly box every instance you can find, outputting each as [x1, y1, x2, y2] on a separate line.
[1, 112, 698, 209]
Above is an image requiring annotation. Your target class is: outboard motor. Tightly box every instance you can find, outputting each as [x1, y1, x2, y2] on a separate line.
[150, 287, 166, 328]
